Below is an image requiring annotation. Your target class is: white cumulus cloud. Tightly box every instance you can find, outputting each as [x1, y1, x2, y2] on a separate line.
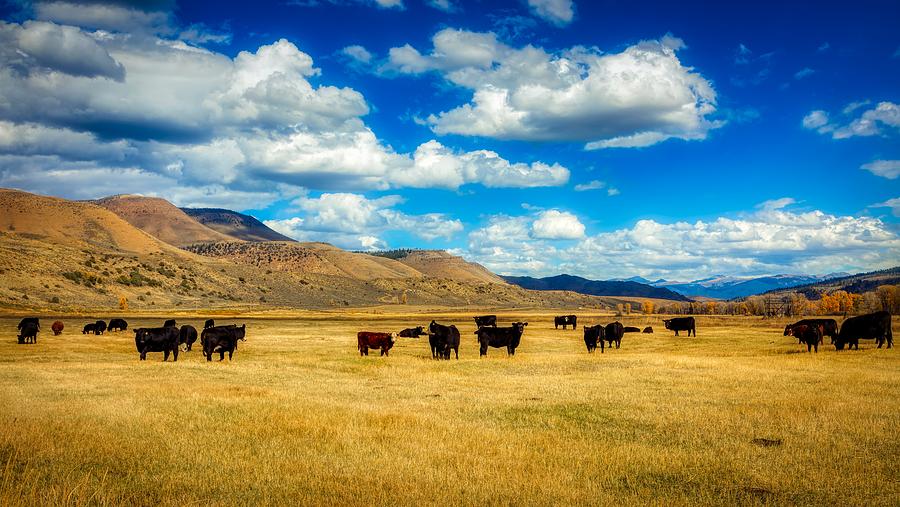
[531, 210, 585, 239]
[527, 0, 575, 26]
[861, 160, 900, 179]
[803, 101, 900, 139]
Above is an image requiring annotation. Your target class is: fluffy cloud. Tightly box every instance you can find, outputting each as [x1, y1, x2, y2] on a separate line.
[531, 210, 585, 239]
[803, 101, 900, 139]
[386, 29, 720, 149]
[463, 206, 900, 280]
[871, 198, 900, 217]
[264, 193, 463, 249]
[861, 160, 900, 179]
[574, 180, 605, 191]
[527, 0, 575, 26]
[342, 44, 372, 64]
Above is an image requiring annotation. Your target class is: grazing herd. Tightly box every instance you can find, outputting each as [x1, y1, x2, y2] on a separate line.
[11, 310, 895, 361]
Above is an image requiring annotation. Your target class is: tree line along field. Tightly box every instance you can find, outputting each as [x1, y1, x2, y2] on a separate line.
[0, 313, 898, 506]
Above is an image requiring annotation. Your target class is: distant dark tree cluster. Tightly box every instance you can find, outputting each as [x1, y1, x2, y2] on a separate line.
[359, 249, 419, 260]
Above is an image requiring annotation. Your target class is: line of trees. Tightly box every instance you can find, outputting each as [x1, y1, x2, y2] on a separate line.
[642, 285, 900, 316]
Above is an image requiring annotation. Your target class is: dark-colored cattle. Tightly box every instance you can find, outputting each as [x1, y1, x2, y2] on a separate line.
[356, 331, 396, 357]
[785, 324, 822, 353]
[642, 326, 653, 334]
[785, 319, 837, 344]
[475, 322, 528, 356]
[554, 315, 577, 330]
[94, 320, 107, 335]
[399, 326, 426, 338]
[663, 317, 696, 337]
[623, 326, 641, 333]
[18, 318, 39, 332]
[133, 327, 179, 361]
[204, 319, 215, 329]
[179, 325, 198, 351]
[201, 325, 247, 361]
[604, 321, 624, 349]
[163, 319, 177, 328]
[18, 321, 39, 344]
[473, 315, 497, 328]
[583, 324, 605, 353]
[428, 321, 460, 360]
[835, 311, 893, 350]
[51, 321, 64, 335]
[108, 318, 128, 332]
[82, 323, 96, 334]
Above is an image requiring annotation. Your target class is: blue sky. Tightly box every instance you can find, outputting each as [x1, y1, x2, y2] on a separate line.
[0, 0, 898, 280]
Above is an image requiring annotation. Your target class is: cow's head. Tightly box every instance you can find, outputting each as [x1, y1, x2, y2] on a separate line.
[390, 332, 397, 343]
[235, 324, 247, 341]
[512, 322, 528, 333]
[662, 319, 672, 329]
[783, 325, 793, 336]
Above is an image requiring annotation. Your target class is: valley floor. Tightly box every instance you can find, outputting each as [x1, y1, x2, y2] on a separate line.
[0, 313, 898, 505]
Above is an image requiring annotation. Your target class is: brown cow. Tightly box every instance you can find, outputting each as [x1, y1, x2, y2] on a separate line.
[357, 331, 397, 356]
[51, 321, 64, 335]
[785, 324, 822, 353]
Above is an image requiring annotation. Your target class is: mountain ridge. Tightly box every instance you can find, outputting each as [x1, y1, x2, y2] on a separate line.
[503, 274, 691, 301]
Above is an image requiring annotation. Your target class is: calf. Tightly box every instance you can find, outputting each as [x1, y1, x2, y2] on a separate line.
[357, 331, 396, 357]
[642, 326, 653, 334]
[428, 321, 461, 360]
[473, 315, 497, 328]
[835, 311, 893, 350]
[623, 326, 641, 333]
[583, 325, 605, 353]
[204, 319, 215, 329]
[475, 322, 528, 356]
[605, 322, 624, 349]
[133, 327, 179, 361]
[663, 317, 696, 337]
[108, 318, 128, 332]
[18, 321, 39, 344]
[82, 323, 97, 334]
[785, 324, 822, 353]
[785, 319, 837, 344]
[202, 324, 247, 361]
[179, 325, 198, 351]
[554, 315, 577, 330]
[94, 320, 107, 335]
[399, 326, 426, 338]
[51, 321, 64, 336]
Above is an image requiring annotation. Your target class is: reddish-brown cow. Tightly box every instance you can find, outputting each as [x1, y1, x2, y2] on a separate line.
[357, 331, 397, 356]
[51, 321, 64, 336]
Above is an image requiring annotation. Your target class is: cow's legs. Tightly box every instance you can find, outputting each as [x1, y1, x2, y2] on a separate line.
[206, 350, 212, 361]
[173, 347, 179, 362]
[219, 351, 225, 361]
[164, 349, 170, 361]
[228, 350, 233, 360]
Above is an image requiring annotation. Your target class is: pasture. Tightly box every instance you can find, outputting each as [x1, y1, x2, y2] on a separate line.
[1, 312, 898, 505]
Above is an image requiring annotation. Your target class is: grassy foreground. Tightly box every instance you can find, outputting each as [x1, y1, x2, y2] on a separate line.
[0, 313, 898, 506]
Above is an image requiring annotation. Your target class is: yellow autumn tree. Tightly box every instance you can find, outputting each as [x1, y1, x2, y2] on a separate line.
[642, 300, 655, 314]
[118, 296, 128, 311]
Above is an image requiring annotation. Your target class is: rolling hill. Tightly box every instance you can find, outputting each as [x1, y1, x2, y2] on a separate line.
[93, 195, 236, 247]
[503, 274, 691, 301]
[182, 208, 294, 242]
[762, 267, 900, 299]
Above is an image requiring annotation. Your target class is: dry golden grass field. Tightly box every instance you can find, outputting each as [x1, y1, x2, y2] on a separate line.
[1, 312, 898, 506]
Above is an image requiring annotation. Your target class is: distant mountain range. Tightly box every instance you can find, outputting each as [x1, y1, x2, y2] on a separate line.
[502, 274, 691, 301]
[647, 273, 850, 300]
[763, 267, 900, 299]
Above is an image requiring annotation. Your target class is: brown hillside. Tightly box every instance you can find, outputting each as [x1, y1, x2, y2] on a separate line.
[398, 250, 505, 284]
[94, 195, 237, 247]
[182, 208, 295, 242]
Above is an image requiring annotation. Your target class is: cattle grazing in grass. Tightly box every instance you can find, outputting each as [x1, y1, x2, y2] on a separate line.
[473, 315, 497, 328]
[202, 325, 247, 361]
[785, 324, 822, 353]
[554, 315, 577, 330]
[134, 327, 179, 361]
[51, 321, 64, 336]
[399, 326, 426, 338]
[835, 311, 893, 350]
[163, 319, 177, 328]
[82, 323, 97, 334]
[179, 325, 198, 351]
[583, 325, 605, 353]
[94, 320, 107, 335]
[108, 318, 128, 332]
[428, 321, 461, 360]
[475, 322, 528, 356]
[357, 331, 396, 357]
[663, 317, 696, 337]
[18, 318, 39, 332]
[18, 321, 39, 344]
[604, 321, 624, 349]
[204, 319, 215, 329]
[623, 326, 641, 333]
[642, 326, 653, 334]
[785, 319, 837, 345]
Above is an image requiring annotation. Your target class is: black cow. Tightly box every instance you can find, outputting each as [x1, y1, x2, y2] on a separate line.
[134, 327, 179, 361]
[475, 322, 527, 356]
[605, 321, 624, 349]
[473, 315, 497, 328]
[663, 317, 696, 337]
[623, 326, 641, 333]
[17, 318, 39, 332]
[785, 319, 838, 344]
[583, 324, 605, 353]
[642, 326, 653, 334]
[82, 323, 97, 334]
[18, 321, 39, 344]
[399, 326, 426, 338]
[94, 320, 107, 335]
[428, 321, 461, 360]
[163, 319, 177, 328]
[179, 325, 198, 351]
[108, 318, 128, 332]
[835, 311, 893, 350]
[554, 315, 577, 330]
[204, 319, 215, 329]
[785, 324, 822, 353]
[201, 324, 246, 361]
